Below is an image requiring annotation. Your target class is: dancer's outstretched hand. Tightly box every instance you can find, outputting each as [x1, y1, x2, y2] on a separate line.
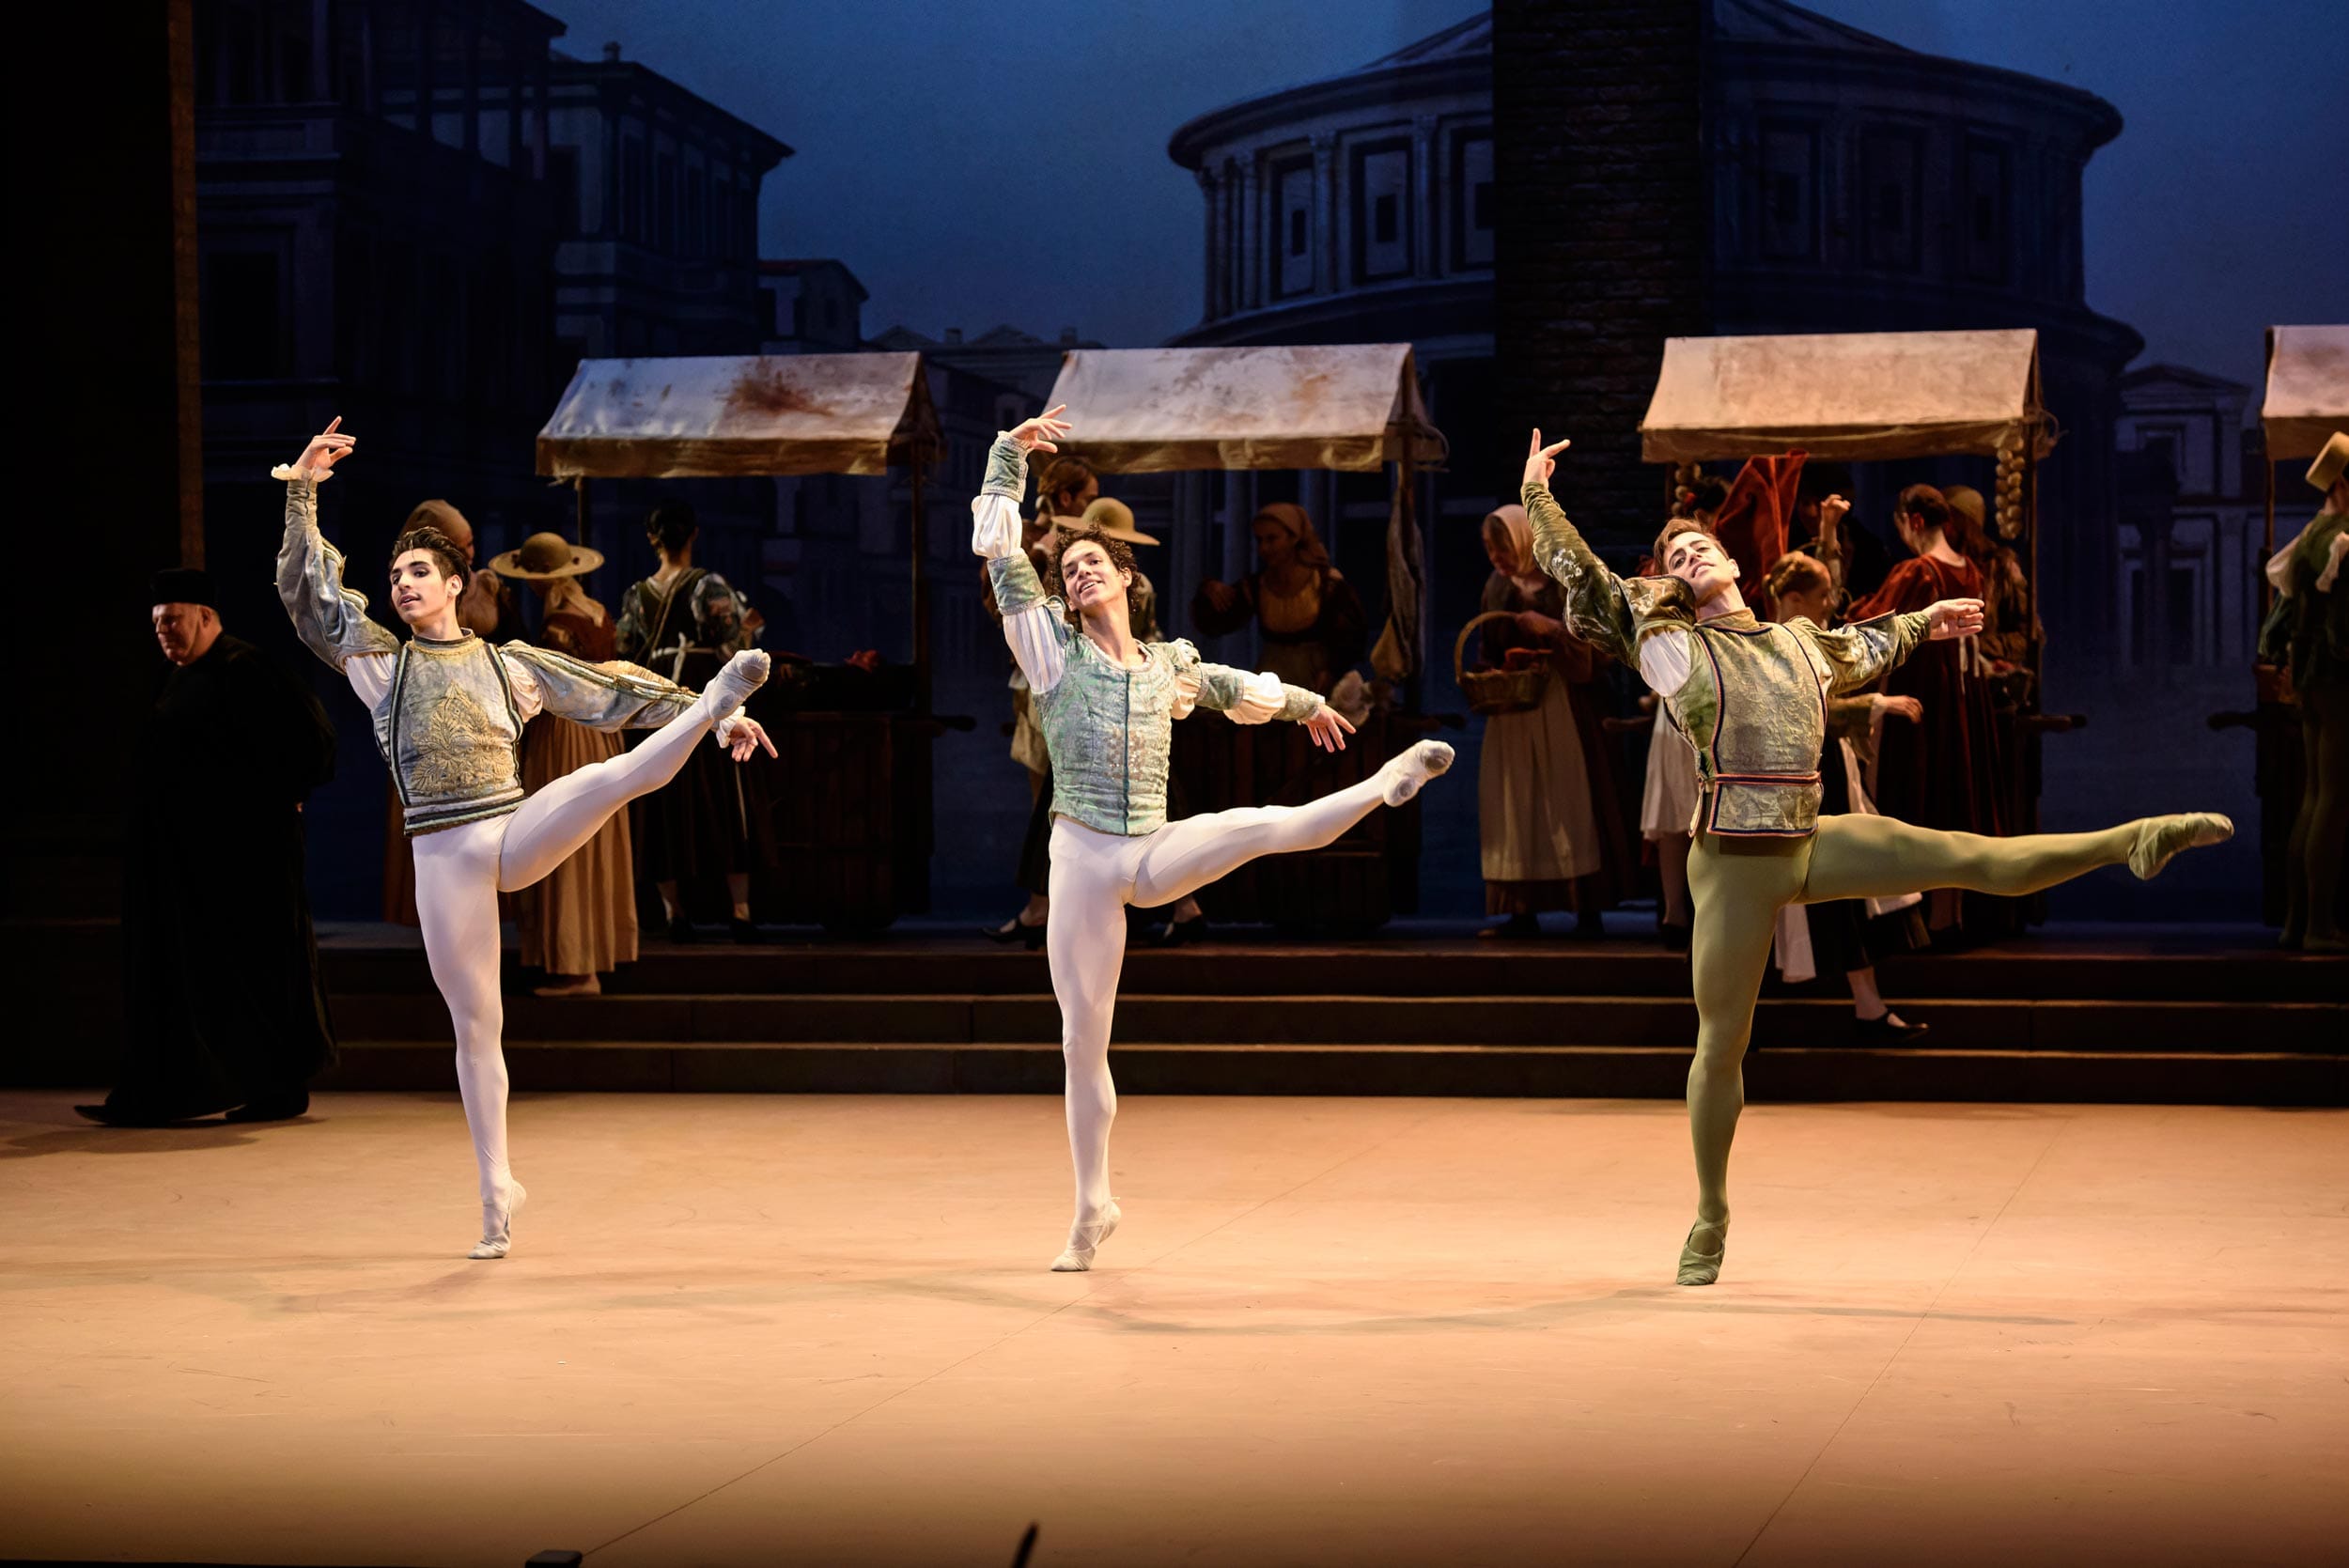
[1883, 695, 1922, 723]
[1818, 494, 1849, 536]
[1009, 405, 1072, 453]
[717, 715, 778, 761]
[1302, 706, 1356, 753]
[1924, 598, 1984, 641]
[1523, 428, 1570, 489]
[294, 416, 356, 473]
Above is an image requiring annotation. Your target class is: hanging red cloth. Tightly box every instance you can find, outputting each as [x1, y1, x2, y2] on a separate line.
[1713, 451, 1808, 606]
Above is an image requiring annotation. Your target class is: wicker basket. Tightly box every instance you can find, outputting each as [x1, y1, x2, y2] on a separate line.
[1455, 611, 1551, 717]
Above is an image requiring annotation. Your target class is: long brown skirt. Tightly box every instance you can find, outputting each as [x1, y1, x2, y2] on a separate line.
[517, 715, 639, 976]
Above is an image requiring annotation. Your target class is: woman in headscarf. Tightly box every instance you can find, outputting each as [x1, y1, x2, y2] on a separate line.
[1472, 504, 1631, 936]
[1192, 502, 1369, 696]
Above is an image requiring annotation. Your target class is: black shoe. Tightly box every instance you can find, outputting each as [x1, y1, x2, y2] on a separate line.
[1659, 921, 1691, 953]
[1854, 1013, 1930, 1046]
[1574, 909, 1607, 940]
[225, 1092, 311, 1124]
[1146, 914, 1209, 947]
[983, 914, 1047, 947]
[730, 917, 762, 945]
[667, 914, 696, 944]
[1478, 912, 1542, 940]
[73, 1100, 219, 1127]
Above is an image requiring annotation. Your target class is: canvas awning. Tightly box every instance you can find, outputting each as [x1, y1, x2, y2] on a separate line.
[1040, 345, 1446, 473]
[1640, 329, 2047, 463]
[2261, 325, 2349, 459]
[536, 353, 943, 479]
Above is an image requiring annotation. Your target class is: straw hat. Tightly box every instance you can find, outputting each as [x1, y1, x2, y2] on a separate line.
[489, 531, 605, 581]
[2307, 430, 2349, 493]
[1076, 497, 1158, 547]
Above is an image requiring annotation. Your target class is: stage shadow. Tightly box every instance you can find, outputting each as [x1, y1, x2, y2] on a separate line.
[0, 1120, 315, 1160]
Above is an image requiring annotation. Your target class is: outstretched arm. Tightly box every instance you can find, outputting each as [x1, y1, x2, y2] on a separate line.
[502, 645, 776, 760]
[1518, 430, 1639, 665]
[1183, 654, 1354, 751]
[1807, 601, 1972, 693]
[973, 407, 1073, 693]
[273, 418, 397, 705]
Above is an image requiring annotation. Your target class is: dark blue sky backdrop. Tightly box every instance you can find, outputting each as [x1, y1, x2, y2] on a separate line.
[551, 0, 2341, 392]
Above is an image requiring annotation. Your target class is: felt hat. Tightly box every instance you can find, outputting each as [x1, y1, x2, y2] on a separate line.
[148, 567, 215, 608]
[1077, 497, 1158, 547]
[2307, 431, 2349, 493]
[489, 532, 605, 581]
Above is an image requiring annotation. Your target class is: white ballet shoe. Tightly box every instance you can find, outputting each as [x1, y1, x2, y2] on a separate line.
[468, 1179, 527, 1260]
[2126, 812, 2232, 880]
[1378, 740, 1455, 806]
[1050, 1200, 1121, 1272]
[703, 648, 771, 716]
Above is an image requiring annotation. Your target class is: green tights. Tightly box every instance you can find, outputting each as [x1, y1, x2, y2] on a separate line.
[1683, 814, 2142, 1227]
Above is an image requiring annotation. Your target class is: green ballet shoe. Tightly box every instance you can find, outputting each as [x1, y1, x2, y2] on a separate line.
[2126, 813, 2233, 880]
[1676, 1219, 1728, 1287]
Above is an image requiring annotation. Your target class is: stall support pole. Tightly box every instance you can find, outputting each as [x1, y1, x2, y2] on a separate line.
[910, 457, 931, 714]
[2261, 429, 2276, 615]
[573, 476, 588, 544]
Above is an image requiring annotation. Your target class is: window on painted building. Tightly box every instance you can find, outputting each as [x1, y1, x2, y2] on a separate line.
[1352, 139, 1412, 283]
[1273, 158, 1315, 298]
[1759, 123, 1818, 261]
[1964, 137, 2011, 286]
[622, 140, 648, 241]
[548, 147, 581, 237]
[657, 153, 677, 253]
[2139, 427, 2184, 485]
[200, 248, 288, 380]
[1450, 132, 1495, 271]
[1860, 131, 1922, 271]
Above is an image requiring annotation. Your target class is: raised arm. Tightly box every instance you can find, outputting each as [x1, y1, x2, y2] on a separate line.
[273, 419, 397, 703]
[973, 409, 1072, 693]
[1518, 430, 1638, 665]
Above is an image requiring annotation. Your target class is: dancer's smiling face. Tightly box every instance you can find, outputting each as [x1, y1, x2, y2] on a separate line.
[1058, 538, 1131, 616]
[389, 549, 464, 628]
[1662, 528, 1739, 605]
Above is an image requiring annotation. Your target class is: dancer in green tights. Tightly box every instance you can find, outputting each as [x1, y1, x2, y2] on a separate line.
[1517, 431, 2233, 1286]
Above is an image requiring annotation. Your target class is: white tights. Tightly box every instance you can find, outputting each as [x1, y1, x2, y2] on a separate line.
[1045, 765, 1402, 1224]
[412, 688, 729, 1204]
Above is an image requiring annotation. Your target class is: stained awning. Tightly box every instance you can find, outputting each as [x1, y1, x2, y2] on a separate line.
[2261, 325, 2349, 459]
[1040, 345, 1446, 473]
[536, 354, 943, 478]
[1640, 329, 2047, 462]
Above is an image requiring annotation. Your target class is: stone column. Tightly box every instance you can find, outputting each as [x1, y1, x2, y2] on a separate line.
[1411, 114, 1437, 278]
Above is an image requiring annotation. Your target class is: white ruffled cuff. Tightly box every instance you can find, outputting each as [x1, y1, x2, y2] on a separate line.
[1222, 669, 1288, 725]
[271, 464, 334, 483]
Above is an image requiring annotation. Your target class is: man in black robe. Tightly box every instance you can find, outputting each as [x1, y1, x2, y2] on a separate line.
[77, 569, 339, 1126]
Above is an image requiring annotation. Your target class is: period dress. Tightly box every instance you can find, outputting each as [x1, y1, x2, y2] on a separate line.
[518, 598, 638, 975]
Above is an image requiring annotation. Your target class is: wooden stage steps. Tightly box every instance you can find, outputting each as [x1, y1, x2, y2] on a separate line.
[14, 920, 2341, 1104]
[307, 926, 2342, 1106]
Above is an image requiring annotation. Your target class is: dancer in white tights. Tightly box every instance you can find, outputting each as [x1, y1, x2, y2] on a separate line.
[275, 421, 775, 1258]
[976, 408, 1455, 1270]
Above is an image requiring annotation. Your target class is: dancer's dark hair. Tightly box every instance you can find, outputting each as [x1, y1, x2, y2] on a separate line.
[390, 527, 467, 586]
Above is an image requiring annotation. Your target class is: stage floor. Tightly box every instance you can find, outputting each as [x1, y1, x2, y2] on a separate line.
[4, 1092, 2341, 1567]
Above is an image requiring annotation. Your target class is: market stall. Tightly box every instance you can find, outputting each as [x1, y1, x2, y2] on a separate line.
[1640, 328, 2063, 844]
[1041, 344, 1447, 927]
[537, 353, 946, 931]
